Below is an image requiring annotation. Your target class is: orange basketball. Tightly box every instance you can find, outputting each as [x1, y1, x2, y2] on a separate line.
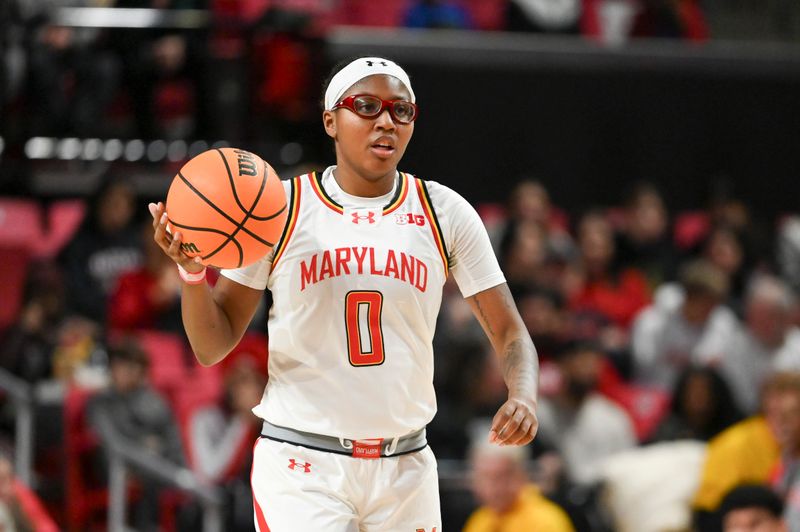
[165, 148, 288, 269]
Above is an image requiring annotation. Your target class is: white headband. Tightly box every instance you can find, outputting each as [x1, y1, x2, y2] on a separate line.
[324, 57, 415, 111]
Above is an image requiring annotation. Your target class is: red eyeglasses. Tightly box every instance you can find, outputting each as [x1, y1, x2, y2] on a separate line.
[333, 94, 418, 124]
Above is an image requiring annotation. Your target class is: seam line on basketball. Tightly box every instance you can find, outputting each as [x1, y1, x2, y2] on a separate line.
[193, 159, 267, 268]
[168, 218, 244, 264]
[177, 171, 275, 248]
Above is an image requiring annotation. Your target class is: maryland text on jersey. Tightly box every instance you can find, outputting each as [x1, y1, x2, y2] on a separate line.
[299, 246, 429, 292]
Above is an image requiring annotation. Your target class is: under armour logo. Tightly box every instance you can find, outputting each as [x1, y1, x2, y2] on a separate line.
[352, 212, 376, 224]
[366, 60, 388, 67]
[288, 459, 311, 473]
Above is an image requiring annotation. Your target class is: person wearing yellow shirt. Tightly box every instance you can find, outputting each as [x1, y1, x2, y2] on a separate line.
[463, 425, 574, 532]
[692, 373, 799, 529]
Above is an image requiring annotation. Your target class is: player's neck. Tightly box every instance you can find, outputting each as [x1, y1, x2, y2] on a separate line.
[332, 166, 396, 198]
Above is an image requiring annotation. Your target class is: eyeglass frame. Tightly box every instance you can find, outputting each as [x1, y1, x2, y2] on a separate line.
[332, 94, 419, 124]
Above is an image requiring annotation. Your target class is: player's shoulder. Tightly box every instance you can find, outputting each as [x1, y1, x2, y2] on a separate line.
[404, 173, 469, 208]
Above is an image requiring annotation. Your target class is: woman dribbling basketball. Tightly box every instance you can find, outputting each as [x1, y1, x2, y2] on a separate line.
[149, 57, 540, 532]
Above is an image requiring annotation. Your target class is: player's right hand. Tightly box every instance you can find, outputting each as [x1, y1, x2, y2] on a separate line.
[148, 201, 205, 274]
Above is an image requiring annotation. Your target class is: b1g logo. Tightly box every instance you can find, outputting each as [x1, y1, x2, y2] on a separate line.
[395, 213, 426, 226]
[235, 149, 258, 177]
[180, 242, 200, 254]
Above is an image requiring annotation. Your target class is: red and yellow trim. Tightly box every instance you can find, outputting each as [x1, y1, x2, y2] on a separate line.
[382, 172, 409, 215]
[308, 171, 343, 214]
[270, 175, 302, 270]
[308, 171, 409, 216]
[415, 178, 450, 276]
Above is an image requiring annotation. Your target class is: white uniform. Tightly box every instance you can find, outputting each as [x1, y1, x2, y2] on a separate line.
[222, 166, 504, 532]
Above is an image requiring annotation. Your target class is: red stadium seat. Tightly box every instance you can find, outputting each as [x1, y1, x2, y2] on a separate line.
[0, 245, 30, 331]
[598, 360, 671, 442]
[0, 199, 44, 250]
[34, 199, 86, 259]
[135, 330, 190, 400]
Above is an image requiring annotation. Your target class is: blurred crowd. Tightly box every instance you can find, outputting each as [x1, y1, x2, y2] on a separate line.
[2, 0, 800, 145]
[2, 170, 800, 530]
[0, 0, 800, 531]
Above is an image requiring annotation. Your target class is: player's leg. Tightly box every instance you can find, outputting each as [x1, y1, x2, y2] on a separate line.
[251, 438, 360, 532]
[360, 446, 442, 532]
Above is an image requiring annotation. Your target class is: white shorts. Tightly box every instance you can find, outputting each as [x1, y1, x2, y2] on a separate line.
[250, 437, 442, 532]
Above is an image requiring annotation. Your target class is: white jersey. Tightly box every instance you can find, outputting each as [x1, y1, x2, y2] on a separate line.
[222, 166, 504, 439]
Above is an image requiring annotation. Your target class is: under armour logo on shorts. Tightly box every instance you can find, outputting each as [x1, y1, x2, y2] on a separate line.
[288, 459, 311, 473]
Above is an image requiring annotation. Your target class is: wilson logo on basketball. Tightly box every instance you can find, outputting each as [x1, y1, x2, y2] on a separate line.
[235, 149, 258, 177]
[394, 213, 426, 226]
[180, 242, 200, 254]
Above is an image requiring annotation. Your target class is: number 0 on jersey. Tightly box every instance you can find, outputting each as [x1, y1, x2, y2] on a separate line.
[345, 291, 385, 367]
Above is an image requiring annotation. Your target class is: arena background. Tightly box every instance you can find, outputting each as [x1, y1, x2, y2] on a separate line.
[1, 1, 800, 531]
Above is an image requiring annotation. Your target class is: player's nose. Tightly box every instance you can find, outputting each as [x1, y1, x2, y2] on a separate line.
[374, 108, 396, 130]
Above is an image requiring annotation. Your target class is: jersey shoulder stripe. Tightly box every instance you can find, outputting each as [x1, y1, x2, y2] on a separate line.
[414, 177, 450, 276]
[307, 171, 410, 215]
[270, 174, 303, 269]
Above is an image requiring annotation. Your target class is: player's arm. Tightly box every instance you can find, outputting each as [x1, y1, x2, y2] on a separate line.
[466, 283, 539, 446]
[151, 202, 262, 366]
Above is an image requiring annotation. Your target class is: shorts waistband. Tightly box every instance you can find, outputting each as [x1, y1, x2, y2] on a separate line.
[260, 421, 427, 458]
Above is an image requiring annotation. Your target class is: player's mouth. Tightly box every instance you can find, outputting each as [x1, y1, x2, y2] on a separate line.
[370, 139, 396, 159]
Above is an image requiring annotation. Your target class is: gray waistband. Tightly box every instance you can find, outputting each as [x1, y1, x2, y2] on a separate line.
[260, 421, 427, 458]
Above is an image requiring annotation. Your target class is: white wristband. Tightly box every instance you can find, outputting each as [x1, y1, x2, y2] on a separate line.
[177, 264, 207, 285]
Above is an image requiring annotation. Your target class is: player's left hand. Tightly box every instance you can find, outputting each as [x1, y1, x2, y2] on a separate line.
[489, 396, 538, 446]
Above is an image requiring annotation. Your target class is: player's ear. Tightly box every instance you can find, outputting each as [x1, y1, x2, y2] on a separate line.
[323, 110, 336, 139]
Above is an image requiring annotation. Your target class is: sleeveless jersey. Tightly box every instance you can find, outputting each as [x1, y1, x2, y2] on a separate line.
[222, 167, 504, 439]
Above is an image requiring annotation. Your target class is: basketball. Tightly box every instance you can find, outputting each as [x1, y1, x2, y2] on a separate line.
[165, 148, 288, 269]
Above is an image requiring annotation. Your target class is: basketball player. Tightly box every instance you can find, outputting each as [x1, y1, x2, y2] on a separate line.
[149, 56, 539, 532]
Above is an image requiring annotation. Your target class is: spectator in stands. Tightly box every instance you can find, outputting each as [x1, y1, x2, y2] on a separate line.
[463, 422, 575, 532]
[701, 224, 753, 314]
[21, 0, 121, 136]
[615, 181, 678, 290]
[567, 209, 650, 328]
[88, 338, 183, 462]
[109, 221, 183, 332]
[0, 261, 66, 382]
[403, 0, 472, 29]
[766, 373, 800, 530]
[536, 341, 636, 486]
[109, 0, 209, 138]
[649, 366, 741, 443]
[190, 351, 265, 484]
[691, 373, 797, 529]
[430, 279, 488, 458]
[498, 220, 550, 295]
[0, 452, 58, 532]
[59, 177, 142, 324]
[719, 485, 787, 532]
[188, 340, 266, 531]
[516, 286, 570, 361]
[501, 180, 574, 258]
[87, 338, 184, 531]
[632, 259, 738, 390]
[718, 275, 800, 414]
